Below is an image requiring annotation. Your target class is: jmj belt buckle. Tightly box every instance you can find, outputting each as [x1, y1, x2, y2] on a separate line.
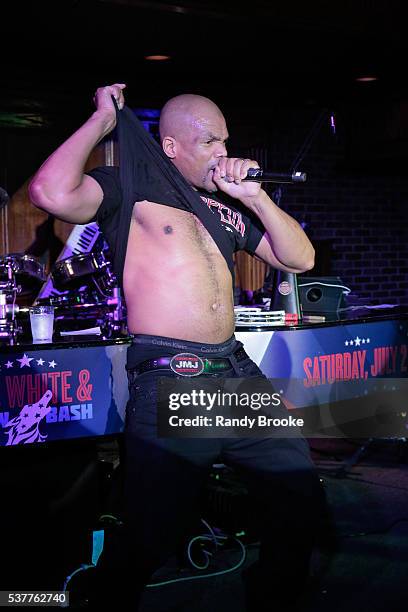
[170, 353, 204, 376]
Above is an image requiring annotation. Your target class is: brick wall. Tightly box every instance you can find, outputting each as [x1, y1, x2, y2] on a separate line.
[228, 104, 408, 306]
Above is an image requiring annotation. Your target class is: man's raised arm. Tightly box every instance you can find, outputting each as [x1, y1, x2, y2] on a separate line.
[213, 157, 315, 273]
[29, 84, 126, 224]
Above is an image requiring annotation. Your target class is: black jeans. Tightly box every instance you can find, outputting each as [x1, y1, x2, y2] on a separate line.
[95, 334, 325, 611]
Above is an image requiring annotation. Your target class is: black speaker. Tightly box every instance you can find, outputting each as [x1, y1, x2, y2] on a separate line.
[297, 276, 349, 313]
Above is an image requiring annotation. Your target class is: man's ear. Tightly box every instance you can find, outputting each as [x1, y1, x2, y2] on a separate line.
[162, 136, 177, 159]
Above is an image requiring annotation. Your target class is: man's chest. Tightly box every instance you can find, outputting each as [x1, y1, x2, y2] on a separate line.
[130, 197, 246, 251]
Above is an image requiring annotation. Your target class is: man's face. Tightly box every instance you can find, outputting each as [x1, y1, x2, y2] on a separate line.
[172, 110, 229, 192]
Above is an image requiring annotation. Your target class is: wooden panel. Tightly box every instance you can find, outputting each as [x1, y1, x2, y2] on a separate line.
[234, 251, 268, 291]
[0, 144, 106, 273]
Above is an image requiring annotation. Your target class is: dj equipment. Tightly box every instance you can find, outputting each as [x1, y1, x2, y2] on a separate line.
[0, 253, 46, 290]
[51, 250, 112, 292]
[46, 245, 125, 337]
[0, 222, 127, 345]
[38, 222, 101, 300]
[29, 221, 125, 338]
[0, 253, 46, 343]
[235, 308, 285, 327]
[297, 276, 350, 314]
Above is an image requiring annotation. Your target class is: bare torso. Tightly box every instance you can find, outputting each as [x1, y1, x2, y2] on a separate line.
[123, 200, 235, 343]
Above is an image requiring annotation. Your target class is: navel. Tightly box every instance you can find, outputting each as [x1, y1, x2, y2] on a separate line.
[163, 225, 173, 234]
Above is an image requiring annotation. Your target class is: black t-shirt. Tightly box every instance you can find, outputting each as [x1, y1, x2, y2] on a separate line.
[87, 165, 265, 268]
[85, 105, 265, 288]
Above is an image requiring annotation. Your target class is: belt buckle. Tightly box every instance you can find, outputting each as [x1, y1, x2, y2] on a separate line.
[170, 353, 204, 376]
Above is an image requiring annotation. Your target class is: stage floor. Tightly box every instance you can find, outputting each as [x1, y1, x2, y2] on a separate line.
[138, 437, 408, 612]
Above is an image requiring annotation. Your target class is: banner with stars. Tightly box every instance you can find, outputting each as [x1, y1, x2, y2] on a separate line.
[0, 343, 128, 447]
[237, 317, 408, 408]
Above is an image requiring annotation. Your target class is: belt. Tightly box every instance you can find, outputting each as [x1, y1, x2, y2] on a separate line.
[130, 346, 249, 375]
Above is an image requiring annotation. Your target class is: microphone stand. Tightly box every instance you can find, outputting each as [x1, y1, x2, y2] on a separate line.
[0, 186, 10, 212]
[0, 186, 10, 256]
[268, 109, 330, 319]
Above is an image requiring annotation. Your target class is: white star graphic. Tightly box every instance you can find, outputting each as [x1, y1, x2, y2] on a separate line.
[362, 339, 366, 344]
[354, 336, 361, 347]
[345, 340, 349, 346]
[17, 354, 34, 368]
[5, 360, 13, 368]
[48, 360, 57, 368]
[349, 340, 354, 346]
[36, 358, 45, 366]
[366, 338, 370, 343]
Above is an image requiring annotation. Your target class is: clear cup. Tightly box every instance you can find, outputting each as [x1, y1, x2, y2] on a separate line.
[29, 305, 55, 343]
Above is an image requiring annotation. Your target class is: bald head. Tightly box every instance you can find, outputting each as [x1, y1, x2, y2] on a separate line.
[159, 94, 224, 142]
[159, 93, 229, 192]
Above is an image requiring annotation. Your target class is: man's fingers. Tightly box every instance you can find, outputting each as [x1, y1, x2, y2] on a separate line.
[216, 158, 259, 184]
[94, 83, 127, 109]
[111, 83, 126, 109]
[240, 159, 257, 179]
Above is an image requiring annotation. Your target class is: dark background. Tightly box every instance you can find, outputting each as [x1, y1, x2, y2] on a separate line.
[2, 0, 408, 123]
[2, 0, 408, 303]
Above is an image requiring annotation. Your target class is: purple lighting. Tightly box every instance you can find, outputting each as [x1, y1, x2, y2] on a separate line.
[330, 113, 336, 135]
[157, 357, 170, 366]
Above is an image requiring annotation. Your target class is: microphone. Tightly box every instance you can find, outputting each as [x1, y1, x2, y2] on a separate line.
[242, 168, 307, 183]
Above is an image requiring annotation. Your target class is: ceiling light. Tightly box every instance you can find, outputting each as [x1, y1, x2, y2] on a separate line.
[355, 76, 378, 82]
[145, 55, 171, 61]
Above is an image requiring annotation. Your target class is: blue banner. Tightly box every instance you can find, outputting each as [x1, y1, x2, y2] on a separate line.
[0, 344, 128, 447]
[236, 318, 408, 407]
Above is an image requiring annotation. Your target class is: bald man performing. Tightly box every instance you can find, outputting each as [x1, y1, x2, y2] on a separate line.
[29, 84, 324, 611]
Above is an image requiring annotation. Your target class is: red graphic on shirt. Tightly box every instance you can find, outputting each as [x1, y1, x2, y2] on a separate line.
[199, 196, 246, 237]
